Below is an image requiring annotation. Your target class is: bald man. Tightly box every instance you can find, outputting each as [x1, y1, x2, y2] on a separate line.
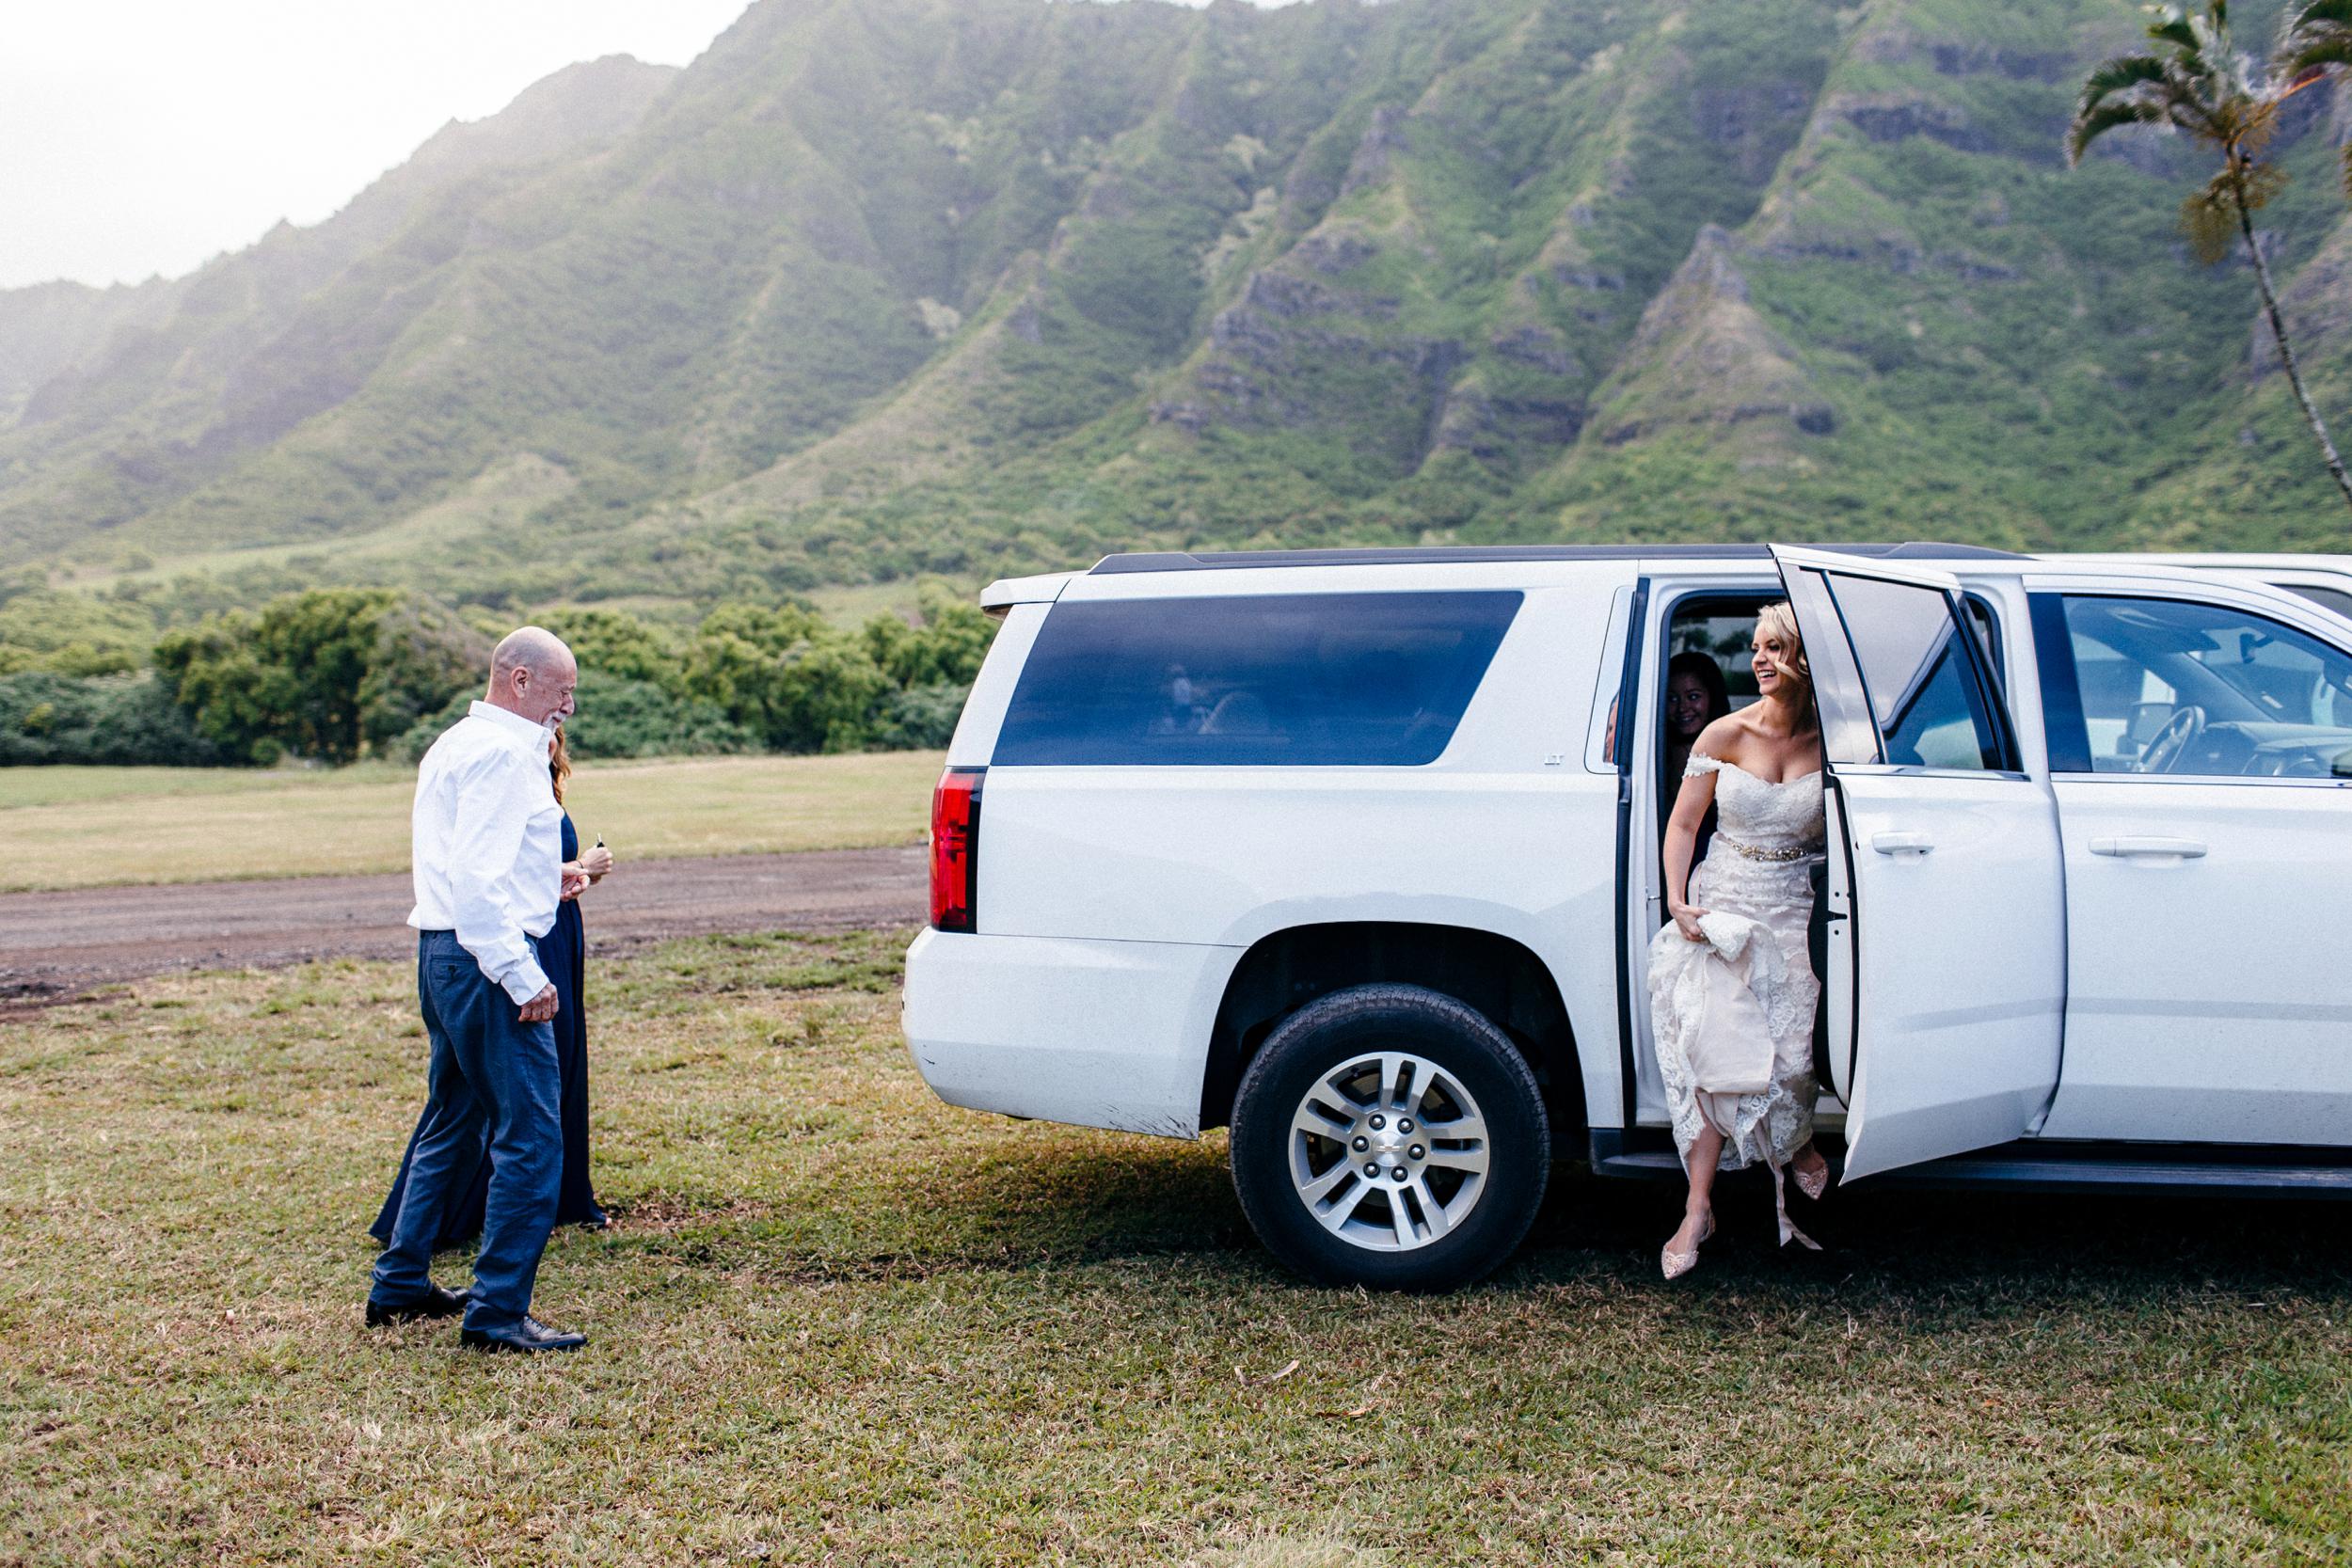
[367, 627, 589, 1353]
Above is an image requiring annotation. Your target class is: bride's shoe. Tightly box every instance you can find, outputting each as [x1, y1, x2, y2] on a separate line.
[1792, 1147, 1830, 1202]
[1661, 1211, 1715, 1280]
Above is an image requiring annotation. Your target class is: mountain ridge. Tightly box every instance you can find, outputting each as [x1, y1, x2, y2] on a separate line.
[7, 0, 2352, 613]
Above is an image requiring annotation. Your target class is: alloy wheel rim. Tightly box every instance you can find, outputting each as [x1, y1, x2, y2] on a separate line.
[1286, 1050, 1492, 1252]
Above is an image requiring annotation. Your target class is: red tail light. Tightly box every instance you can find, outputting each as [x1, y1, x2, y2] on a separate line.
[929, 767, 983, 932]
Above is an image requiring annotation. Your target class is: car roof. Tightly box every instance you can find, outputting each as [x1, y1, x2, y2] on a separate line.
[1089, 542, 2022, 574]
[2041, 551, 2352, 573]
[981, 544, 2344, 611]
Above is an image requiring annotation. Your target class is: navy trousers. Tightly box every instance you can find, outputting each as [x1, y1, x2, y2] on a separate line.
[370, 929, 561, 1330]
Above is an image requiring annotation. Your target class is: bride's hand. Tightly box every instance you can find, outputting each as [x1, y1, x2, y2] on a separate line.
[1669, 902, 1708, 942]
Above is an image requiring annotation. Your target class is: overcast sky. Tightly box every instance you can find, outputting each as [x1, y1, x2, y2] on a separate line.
[1, 0, 1294, 293]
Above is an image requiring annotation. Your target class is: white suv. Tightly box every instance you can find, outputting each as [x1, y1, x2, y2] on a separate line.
[903, 545, 2352, 1289]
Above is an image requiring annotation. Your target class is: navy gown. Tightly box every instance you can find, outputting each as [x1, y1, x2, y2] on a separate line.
[372, 813, 606, 1250]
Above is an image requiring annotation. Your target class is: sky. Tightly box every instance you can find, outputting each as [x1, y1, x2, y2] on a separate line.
[0, 0, 1295, 293]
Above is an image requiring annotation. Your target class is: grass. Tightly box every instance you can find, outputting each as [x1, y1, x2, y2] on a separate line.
[2, 935, 2347, 1564]
[0, 751, 944, 892]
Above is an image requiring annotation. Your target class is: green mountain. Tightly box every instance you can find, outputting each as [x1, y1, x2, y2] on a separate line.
[7, 0, 2352, 617]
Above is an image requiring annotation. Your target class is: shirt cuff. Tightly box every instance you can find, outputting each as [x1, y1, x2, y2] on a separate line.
[495, 957, 552, 1007]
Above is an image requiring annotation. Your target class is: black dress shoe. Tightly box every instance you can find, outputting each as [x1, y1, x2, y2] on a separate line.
[460, 1315, 587, 1354]
[366, 1282, 469, 1326]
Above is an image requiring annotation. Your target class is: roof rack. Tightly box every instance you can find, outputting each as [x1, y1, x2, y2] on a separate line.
[1090, 543, 2023, 574]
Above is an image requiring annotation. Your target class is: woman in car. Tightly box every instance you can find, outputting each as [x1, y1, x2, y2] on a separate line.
[1661, 650, 1731, 782]
[1647, 604, 1831, 1278]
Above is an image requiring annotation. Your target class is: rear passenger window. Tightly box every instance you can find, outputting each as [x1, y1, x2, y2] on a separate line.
[993, 592, 1522, 766]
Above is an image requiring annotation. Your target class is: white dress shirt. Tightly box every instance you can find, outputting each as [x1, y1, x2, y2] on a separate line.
[407, 701, 563, 1005]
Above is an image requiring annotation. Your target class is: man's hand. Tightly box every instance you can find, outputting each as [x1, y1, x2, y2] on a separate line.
[518, 984, 560, 1022]
[560, 868, 591, 901]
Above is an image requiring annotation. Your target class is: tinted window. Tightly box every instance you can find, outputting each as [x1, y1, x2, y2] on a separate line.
[1824, 574, 2006, 770]
[994, 592, 1521, 766]
[2055, 595, 2352, 776]
[2288, 583, 2352, 621]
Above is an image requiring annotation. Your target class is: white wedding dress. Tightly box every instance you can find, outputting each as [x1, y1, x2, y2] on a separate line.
[1646, 753, 1825, 1246]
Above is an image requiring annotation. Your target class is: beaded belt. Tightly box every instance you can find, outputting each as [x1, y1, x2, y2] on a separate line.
[1718, 834, 1820, 863]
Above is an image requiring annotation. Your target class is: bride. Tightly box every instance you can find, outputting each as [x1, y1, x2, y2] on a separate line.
[1647, 603, 1832, 1278]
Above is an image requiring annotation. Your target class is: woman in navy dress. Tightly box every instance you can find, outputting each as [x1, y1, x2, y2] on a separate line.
[372, 729, 610, 1249]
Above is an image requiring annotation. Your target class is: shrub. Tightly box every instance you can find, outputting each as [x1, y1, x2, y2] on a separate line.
[859, 588, 994, 688]
[537, 609, 692, 698]
[684, 602, 887, 753]
[684, 594, 995, 753]
[0, 672, 231, 767]
[154, 590, 486, 764]
[564, 671, 754, 759]
[0, 587, 152, 677]
[869, 681, 971, 750]
[389, 693, 470, 765]
[392, 671, 754, 765]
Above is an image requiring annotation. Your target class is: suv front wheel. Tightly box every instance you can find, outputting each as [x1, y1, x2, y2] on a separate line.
[1229, 984, 1550, 1291]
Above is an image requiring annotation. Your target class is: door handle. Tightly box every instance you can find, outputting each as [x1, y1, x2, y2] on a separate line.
[2090, 835, 2207, 860]
[1870, 832, 1934, 856]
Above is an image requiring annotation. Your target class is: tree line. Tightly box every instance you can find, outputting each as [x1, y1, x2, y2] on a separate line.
[0, 584, 993, 768]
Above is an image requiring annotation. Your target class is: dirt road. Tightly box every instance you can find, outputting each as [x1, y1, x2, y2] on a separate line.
[0, 846, 928, 1007]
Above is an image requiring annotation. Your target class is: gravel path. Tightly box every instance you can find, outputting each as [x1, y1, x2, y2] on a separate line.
[0, 846, 928, 1008]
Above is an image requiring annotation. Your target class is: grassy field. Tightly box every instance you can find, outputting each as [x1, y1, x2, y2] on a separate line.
[1, 937, 2346, 1565]
[0, 752, 943, 892]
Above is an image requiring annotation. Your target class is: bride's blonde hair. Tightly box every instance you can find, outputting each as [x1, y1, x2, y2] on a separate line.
[1756, 601, 1810, 705]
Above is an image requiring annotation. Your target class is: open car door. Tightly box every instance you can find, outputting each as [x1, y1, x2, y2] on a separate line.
[1771, 546, 2065, 1181]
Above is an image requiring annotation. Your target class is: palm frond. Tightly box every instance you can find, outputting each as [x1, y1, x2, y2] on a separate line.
[2079, 52, 2164, 125]
[2282, 0, 2352, 36]
[2149, 8, 2205, 62]
[2075, 52, 2172, 115]
[2278, 0, 2352, 120]
[2067, 98, 2170, 164]
[2279, 31, 2352, 73]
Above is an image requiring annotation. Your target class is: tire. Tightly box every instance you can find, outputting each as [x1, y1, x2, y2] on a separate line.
[1229, 983, 1549, 1291]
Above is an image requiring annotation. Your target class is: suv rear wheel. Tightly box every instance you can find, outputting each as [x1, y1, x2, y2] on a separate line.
[1229, 983, 1549, 1291]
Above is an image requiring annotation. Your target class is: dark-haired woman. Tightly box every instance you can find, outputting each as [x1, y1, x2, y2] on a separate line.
[1662, 650, 1732, 784]
[372, 727, 610, 1250]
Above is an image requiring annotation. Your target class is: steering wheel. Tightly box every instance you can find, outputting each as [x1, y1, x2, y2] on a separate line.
[2136, 705, 2207, 774]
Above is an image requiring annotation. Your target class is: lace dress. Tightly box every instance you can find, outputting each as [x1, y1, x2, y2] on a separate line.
[1646, 754, 1825, 1246]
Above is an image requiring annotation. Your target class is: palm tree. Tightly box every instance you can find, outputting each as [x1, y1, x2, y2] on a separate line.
[2068, 1, 2352, 514]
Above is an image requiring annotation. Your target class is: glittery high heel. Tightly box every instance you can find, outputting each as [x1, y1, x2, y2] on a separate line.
[1793, 1147, 1830, 1202]
[1661, 1211, 1715, 1280]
